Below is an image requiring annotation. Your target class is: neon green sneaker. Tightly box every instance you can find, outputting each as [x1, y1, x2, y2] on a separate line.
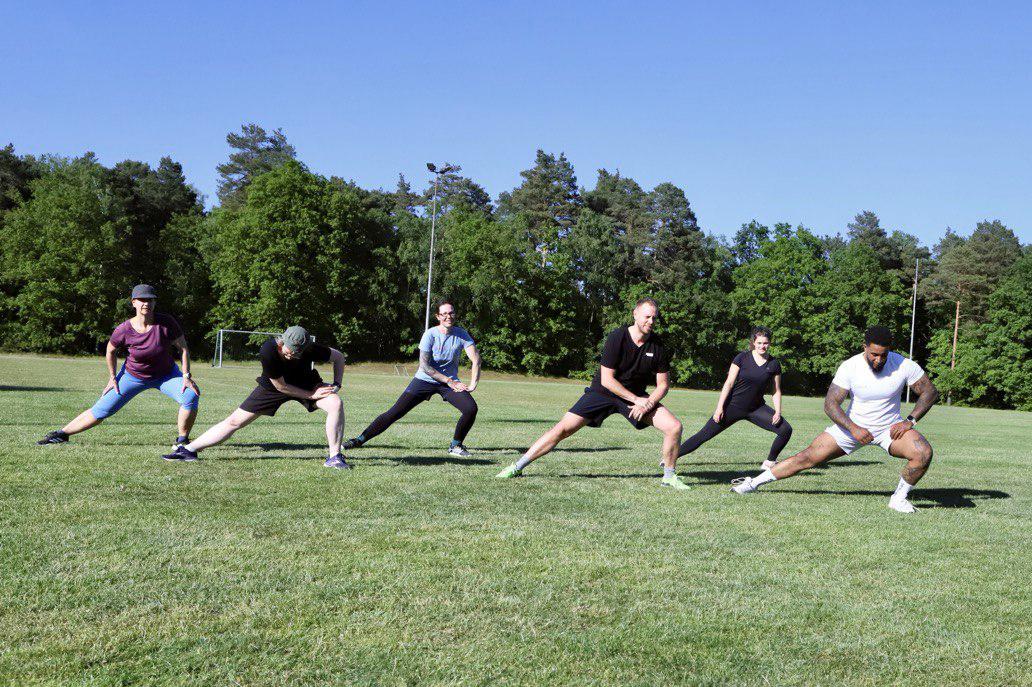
[660, 475, 691, 491]
[496, 464, 523, 479]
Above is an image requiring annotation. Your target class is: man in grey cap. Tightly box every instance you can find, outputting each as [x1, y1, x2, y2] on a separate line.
[162, 325, 351, 468]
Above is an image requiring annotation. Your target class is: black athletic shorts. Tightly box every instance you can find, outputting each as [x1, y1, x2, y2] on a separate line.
[239, 385, 320, 416]
[568, 388, 651, 430]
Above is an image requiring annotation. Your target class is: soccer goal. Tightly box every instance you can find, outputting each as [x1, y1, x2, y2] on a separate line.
[210, 329, 315, 368]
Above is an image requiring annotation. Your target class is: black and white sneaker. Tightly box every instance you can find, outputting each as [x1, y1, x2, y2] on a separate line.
[341, 437, 364, 451]
[162, 445, 198, 462]
[37, 430, 69, 445]
[447, 444, 472, 457]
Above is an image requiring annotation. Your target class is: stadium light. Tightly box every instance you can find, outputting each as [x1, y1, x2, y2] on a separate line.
[424, 162, 457, 330]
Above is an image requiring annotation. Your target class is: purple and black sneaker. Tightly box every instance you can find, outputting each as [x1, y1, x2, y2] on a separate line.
[162, 445, 198, 462]
[324, 453, 353, 470]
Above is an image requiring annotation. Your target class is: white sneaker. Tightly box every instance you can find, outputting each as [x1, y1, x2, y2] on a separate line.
[760, 460, 777, 470]
[448, 444, 472, 457]
[731, 477, 758, 494]
[888, 497, 917, 514]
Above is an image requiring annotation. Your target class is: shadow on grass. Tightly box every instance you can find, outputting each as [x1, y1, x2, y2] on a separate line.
[0, 385, 71, 392]
[230, 442, 329, 450]
[477, 419, 555, 424]
[772, 487, 1010, 509]
[543, 461, 877, 483]
[367, 455, 496, 466]
[476, 446, 624, 454]
[215, 452, 495, 466]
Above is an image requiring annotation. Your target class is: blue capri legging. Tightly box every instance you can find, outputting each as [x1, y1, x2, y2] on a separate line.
[90, 365, 199, 420]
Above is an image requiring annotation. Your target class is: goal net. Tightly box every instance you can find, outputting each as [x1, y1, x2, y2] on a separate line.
[211, 329, 316, 368]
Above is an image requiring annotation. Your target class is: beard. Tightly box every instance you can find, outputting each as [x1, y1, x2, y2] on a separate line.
[866, 357, 886, 372]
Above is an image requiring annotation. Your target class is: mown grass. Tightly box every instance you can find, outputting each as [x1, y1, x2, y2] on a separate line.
[1, 353, 1029, 686]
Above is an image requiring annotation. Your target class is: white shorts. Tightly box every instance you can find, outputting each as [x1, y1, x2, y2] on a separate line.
[825, 423, 897, 455]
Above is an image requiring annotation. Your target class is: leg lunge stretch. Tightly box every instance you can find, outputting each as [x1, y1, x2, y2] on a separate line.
[676, 327, 792, 471]
[498, 298, 688, 491]
[731, 326, 940, 514]
[163, 326, 351, 469]
[344, 300, 482, 457]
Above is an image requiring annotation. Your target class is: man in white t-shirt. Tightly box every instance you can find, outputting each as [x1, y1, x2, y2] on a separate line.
[732, 326, 940, 513]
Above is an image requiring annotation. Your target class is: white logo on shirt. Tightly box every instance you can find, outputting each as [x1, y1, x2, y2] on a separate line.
[645, 352, 654, 357]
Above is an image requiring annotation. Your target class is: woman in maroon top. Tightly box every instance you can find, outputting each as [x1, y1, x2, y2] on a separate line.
[37, 284, 201, 448]
[677, 326, 793, 470]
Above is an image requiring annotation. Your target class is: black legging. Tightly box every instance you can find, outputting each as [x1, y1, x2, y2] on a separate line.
[677, 404, 792, 462]
[360, 388, 478, 444]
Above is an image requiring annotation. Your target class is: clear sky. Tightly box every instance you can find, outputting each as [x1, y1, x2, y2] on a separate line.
[3, 1, 1030, 245]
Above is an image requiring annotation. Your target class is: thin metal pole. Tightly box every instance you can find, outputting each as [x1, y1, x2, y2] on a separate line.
[948, 300, 960, 405]
[424, 173, 440, 332]
[906, 258, 919, 403]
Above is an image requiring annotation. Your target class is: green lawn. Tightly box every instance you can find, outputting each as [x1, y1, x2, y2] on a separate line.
[1, 353, 1030, 686]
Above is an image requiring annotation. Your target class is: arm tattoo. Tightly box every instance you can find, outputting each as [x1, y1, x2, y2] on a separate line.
[823, 383, 853, 428]
[908, 375, 939, 421]
[419, 350, 452, 384]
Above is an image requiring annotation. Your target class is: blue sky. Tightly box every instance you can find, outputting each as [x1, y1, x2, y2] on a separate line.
[3, 1, 1030, 245]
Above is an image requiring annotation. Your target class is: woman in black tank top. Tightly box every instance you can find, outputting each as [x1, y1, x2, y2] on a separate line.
[677, 326, 793, 469]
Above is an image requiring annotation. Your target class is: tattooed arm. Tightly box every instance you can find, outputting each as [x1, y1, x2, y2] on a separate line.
[891, 374, 939, 439]
[419, 349, 454, 385]
[908, 374, 939, 421]
[824, 383, 873, 444]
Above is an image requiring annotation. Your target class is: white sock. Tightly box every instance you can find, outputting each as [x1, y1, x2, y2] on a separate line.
[753, 469, 777, 486]
[514, 453, 533, 470]
[893, 477, 913, 500]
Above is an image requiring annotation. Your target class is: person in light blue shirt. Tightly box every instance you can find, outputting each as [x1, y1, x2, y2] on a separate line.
[343, 300, 482, 457]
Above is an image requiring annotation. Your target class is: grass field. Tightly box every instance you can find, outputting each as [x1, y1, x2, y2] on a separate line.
[1, 353, 1030, 686]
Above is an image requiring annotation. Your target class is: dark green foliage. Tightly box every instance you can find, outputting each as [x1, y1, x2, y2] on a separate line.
[497, 150, 582, 261]
[927, 253, 1032, 410]
[206, 161, 399, 358]
[926, 220, 1023, 325]
[216, 124, 297, 208]
[0, 154, 205, 353]
[0, 143, 42, 216]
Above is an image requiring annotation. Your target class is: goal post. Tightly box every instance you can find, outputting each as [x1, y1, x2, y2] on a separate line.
[211, 329, 315, 368]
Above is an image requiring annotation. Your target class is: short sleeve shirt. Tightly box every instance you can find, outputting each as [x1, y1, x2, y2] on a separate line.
[414, 326, 474, 383]
[831, 351, 925, 431]
[726, 351, 783, 411]
[589, 327, 671, 398]
[256, 339, 331, 391]
[109, 313, 184, 380]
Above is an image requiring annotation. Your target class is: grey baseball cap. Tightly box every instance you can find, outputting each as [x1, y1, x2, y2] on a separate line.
[278, 325, 312, 352]
[131, 284, 157, 300]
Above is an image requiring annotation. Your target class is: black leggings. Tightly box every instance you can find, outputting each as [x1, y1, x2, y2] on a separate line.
[360, 388, 478, 444]
[677, 404, 792, 462]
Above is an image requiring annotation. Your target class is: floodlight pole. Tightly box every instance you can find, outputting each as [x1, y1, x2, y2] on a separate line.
[423, 163, 455, 331]
[906, 258, 919, 403]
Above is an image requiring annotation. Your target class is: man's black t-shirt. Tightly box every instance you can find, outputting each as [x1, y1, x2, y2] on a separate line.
[589, 327, 671, 398]
[726, 350, 782, 411]
[256, 339, 331, 391]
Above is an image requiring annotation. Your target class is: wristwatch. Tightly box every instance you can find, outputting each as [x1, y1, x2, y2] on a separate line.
[905, 414, 917, 425]
[183, 372, 192, 380]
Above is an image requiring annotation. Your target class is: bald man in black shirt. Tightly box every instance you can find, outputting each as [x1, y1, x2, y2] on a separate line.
[497, 299, 690, 491]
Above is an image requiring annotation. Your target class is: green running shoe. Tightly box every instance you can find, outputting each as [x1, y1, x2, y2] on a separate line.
[496, 464, 523, 479]
[660, 475, 691, 491]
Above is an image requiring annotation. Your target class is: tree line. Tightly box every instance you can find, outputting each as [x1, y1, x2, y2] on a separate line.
[1, 126, 1029, 410]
